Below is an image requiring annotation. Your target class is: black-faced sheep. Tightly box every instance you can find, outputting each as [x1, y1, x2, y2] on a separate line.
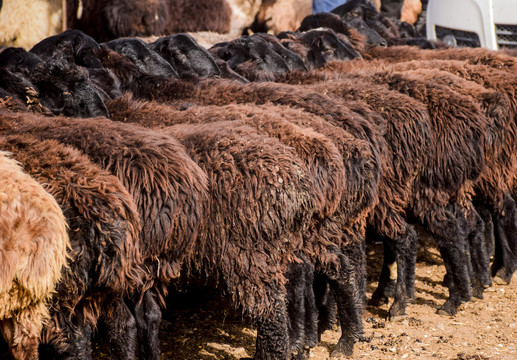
[0, 150, 69, 360]
[209, 35, 295, 81]
[0, 133, 144, 360]
[29, 30, 123, 100]
[0, 108, 209, 360]
[279, 28, 362, 69]
[297, 12, 388, 50]
[0, 46, 108, 117]
[103, 37, 179, 79]
[149, 34, 221, 80]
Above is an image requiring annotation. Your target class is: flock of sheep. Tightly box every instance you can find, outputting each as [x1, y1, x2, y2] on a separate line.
[1, 0, 517, 359]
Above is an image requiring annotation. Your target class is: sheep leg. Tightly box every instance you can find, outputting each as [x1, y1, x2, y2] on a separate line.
[286, 253, 317, 360]
[388, 226, 417, 320]
[369, 224, 417, 320]
[428, 203, 472, 316]
[326, 246, 364, 357]
[254, 289, 289, 360]
[131, 289, 162, 360]
[39, 306, 93, 360]
[477, 205, 495, 261]
[102, 298, 137, 360]
[313, 274, 337, 339]
[0, 309, 41, 360]
[368, 236, 397, 305]
[492, 193, 517, 285]
[465, 206, 491, 299]
[286, 258, 308, 357]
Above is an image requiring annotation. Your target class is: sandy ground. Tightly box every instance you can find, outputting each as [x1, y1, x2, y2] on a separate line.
[88, 236, 517, 360]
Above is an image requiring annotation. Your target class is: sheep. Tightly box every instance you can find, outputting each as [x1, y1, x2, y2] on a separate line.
[0, 46, 108, 117]
[29, 29, 124, 100]
[246, 0, 312, 35]
[292, 63, 491, 313]
[0, 0, 63, 49]
[103, 37, 179, 78]
[104, 93, 381, 356]
[208, 34, 306, 81]
[297, 12, 388, 50]
[162, 121, 317, 359]
[341, 68, 489, 315]
[0, 107, 209, 360]
[381, 59, 517, 286]
[105, 96, 333, 355]
[163, 0, 232, 35]
[332, 0, 437, 48]
[365, 46, 517, 75]
[149, 34, 221, 80]
[106, 95, 330, 357]
[225, 0, 263, 36]
[0, 133, 144, 360]
[275, 70, 437, 317]
[66, 0, 169, 42]
[278, 28, 361, 69]
[0, 150, 69, 360]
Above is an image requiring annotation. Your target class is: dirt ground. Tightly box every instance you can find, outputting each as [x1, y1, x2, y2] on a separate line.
[91, 239, 517, 360]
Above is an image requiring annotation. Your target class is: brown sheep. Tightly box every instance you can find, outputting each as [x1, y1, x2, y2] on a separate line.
[278, 70, 434, 318]
[66, 0, 169, 42]
[382, 59, 517, 286]
[105, 94, 380, 356]
[162, 121, 315, 359]
[365, 46, 517, 75]
[0, 133, 143, 360]
[0, 107, 209, 360]
[331, 64, 490, 316]
[0, 150, 69, 360]
[163, 0, 232, 34]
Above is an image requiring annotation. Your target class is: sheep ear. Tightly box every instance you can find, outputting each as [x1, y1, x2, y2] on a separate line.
[312, 35, 323, 49]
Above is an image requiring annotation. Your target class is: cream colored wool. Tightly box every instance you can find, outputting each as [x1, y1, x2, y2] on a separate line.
[255, 0, 312, 34]
[0, 150, 69, 358]
[225, 0, 262, 36]
[0, 0, 63, 49]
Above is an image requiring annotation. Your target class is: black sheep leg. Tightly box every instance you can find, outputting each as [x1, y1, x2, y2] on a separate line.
[254, 289, 289, 360]
[40, 316, 93, 360]
[368, 236, 397, 306]
[313, 274, 336, 339]
[286, 256, 307, 358]
[285, 253, 317, 360]
[369, 225, 417, 320]
[492, 193, 517, 285]
[326, 245, 364, 357]
[428, 203, 472, 316]
[465, 205, 491, 299]
[131, 289, 162, 360]
[477, 205, 495, 261]
[102, 298, 137, 360]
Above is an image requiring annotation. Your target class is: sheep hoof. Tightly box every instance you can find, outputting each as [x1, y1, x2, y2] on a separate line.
[330, 337, 354, 358]
[493, 275, 509, 285]
[493, 268, 512, 285]
[389, 314, 406, 322]
[436, 304, 457, 316]
[368, 294, 389, 307]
